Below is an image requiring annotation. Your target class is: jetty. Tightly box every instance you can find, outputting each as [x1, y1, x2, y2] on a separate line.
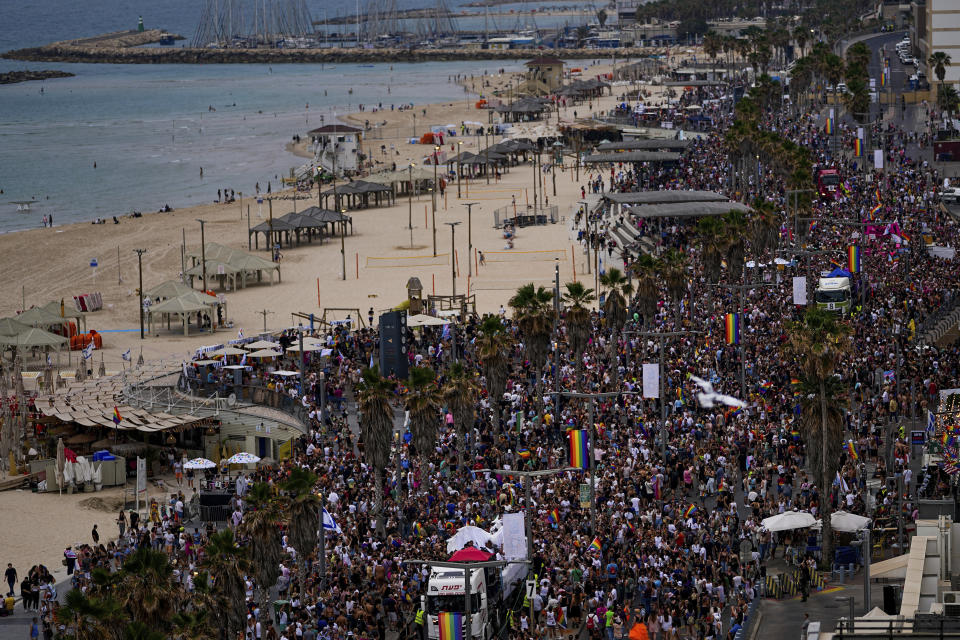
[0, 70, 74, 84]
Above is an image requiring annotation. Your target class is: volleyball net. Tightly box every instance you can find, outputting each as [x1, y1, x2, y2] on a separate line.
[481, 249, 568, 263]
[365, 253, 450, 269]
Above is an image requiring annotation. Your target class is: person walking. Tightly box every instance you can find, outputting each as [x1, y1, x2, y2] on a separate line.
[63, 547, 76, 575]
[117, 509, 127, 538]
[91, 524, 99, 545]
[4, 563, 16, 596]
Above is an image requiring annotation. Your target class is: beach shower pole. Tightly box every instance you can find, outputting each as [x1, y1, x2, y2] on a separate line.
[134, 249, 147, 339]
[464, 203, 479, 277]
[196, 219, 207, 291]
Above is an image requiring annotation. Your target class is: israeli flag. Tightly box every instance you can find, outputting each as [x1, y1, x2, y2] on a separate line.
[928, 410, 936, 434]
[122, 349, 131, 362]
[82, 342, 95, 360]
[442, 323, 451, 340]
[322, 508, 342, 534]
[240, 352, 247, 367]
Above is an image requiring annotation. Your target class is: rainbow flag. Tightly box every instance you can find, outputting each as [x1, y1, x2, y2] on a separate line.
[112, 406, 122, 425]
[718, 478, 729, 493]
[548, 509, 560, 524]
[880, 71, 886, 87]
[759, 381, 773, 393]
[868, 203, 881, 221]
[790, 429, 801, 440]
[853, 138, 862, 157]
[677, 388, 687, 405]
[438, 612, 464, 640]
[588, 537, 602, 552]
[684, 504, 698, 518]
[517, 449, 531, 460]
[569, 429, 589, 470]
[825, 117, 833, 135]
[848, 245, 861, 273]
[724, 407, 743, 421]
[556, 607, 566, 627]
[413, 522, 424, 536]
[626, 520, 635, 532]
[808, 219, 819, 233]
[829, 258, 844, 270]
[846, 439, 858, 461]
[790, 378, 801, 386]
[724, 313, 740, 345]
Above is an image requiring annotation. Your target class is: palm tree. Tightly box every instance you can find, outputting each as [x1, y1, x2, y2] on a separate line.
[281, 467, 319, 575]
[929, 51, 952, 95]
[630, 254, 659, 326]
[171, 609, 216, 640]
[406, 366, 442, 474]
[240, 482, 283, 617]
[658, 249, 689, 309]
[721, 210, 749, 279]
[116, 547, 177, 631]
[785, 307, 852, 565]
[476, 316, 512, 432]
[939, 84, 960, 115]
[697, 217, 726, 283]
[749, 198, 780, 258]
[562, 281, 596, 390]
[123, 622, 167, 640]
[599, 267, 631, 336]
[792, 25, 809, 59]
[201, 529, 250, 640]
[509, 283, 554, 412]
[442, 362, 479, 469]
[60, 588, 122, 640]
[357, 365, 395, 537]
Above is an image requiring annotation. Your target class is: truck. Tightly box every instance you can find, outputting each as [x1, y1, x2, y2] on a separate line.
[816, 168, 841, 200]
[815, 276, 852, 316]
[424, 562, 527, 639]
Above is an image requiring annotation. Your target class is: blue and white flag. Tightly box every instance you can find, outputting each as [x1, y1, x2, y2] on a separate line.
[322, 508, 342, 534]
[442, 323, 451, 340]
[121, 349, 131, 362]
[928, 410, 937, 434]
[240, 352, 247, 367]
[82, 342, 95, 360]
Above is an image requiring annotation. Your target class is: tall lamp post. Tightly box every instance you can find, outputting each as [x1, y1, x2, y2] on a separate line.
[457, 141, 463, 198]
[196, 219, 207, 291]
[407, 163, 416, 248]
[340, 209, 347, 281]
[464, 202, 479, 277]
[445, 221, 461, 296]
[432, 145, 440, 257]
[133, 249, 147, 339]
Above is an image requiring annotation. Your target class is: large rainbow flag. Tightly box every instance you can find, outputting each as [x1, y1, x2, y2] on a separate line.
[848, 245, 861, 273]
[569, 429, 589, 470]
[725, 313, 740, 345]
[438, 612, 464, 640]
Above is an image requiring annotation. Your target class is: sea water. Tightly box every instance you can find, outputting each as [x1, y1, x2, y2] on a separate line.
[0, 0, 584, 232]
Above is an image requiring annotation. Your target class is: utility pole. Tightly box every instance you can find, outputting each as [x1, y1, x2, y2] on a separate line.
[297, 323, 305, 394]
[708, 278, 775, 399]
[784, 189, 815, 241]
[256, 309, 273, 331]
[556, 390, 639, 533]
[554, 259, 561, 420]
[407, 163, 415, 248]
[456, 141, 463, 198]
[133, 249, 147, 339]
[464, 202, 479, 277]
[629, 331, 702, 457]
[196, 219, 207, 291]
[340, 209, 347, 281]
[445, 222, 461, 296]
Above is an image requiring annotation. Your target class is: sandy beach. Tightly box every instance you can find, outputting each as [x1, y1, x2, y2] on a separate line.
[0, 58, 680, 571]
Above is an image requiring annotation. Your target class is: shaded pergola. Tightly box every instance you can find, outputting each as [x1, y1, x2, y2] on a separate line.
[582, 151, 682, 164]
[602, 190, 728, 206]
[0, 327, 68, 363]
[144, 280, 193, 301]
[319, 180, 394, 211]
[250, 217, 297, 251]
[495, 97, 551, 123]
[623, 200, 752, 219]
[595, 139, 692, 152]
[185, 260, 240, 291]
[147, 295, 218, 337]
[186, 243, 282, 289]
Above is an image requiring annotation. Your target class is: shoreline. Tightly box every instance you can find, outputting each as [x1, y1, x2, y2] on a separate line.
[3, 44, 667, 65]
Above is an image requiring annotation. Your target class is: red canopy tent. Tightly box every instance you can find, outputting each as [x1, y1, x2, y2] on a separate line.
[448, 547, 491, 562]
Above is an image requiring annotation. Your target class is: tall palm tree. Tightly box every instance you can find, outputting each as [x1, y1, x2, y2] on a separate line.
[281, 467, 319, 575]
[749, 198, 780, 258]
[509, 283, 554, 412]
[792, 25, 809, 59]
[239, 482, 283, 617]
[659, 249, 689, 308]
[476, 316, 512, 432]
[201, 529, 250, 640]
[929, 51, 952, 99]
[123, 622, 167, 640]
[561, 281, 596, 390]
[442, 361, 479, 469]
[721, 210, 749, 279]
[599, 267, 633, 386]
[60, 588, 122, 640]
[785, 307, 852, 565]
[630, 254, 659, 326]
[697, 217, 726, 282]
[357, 365, 395, 537]
[116, 547, 177, 631]
[406, 366, 442, 474]
[171, 609, 217, 640]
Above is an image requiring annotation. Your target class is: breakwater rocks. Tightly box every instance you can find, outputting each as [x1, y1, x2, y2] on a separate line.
[0, 69, 75, 84]
[3, 44, 656, 65]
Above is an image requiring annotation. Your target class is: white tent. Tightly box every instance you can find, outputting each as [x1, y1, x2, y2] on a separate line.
[830, 510, 871, 532]
[446, 525, 494, 553]
[761, 510, 817, 532]
[408, 313, 450, 327]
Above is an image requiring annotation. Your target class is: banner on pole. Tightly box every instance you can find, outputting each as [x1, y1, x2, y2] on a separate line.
[136, 456, 146, 493]
[502, 512, 527, 560]
[873, 149, 883, 170]
[642, 363, 659, 398]
[793, 276, 807, 305]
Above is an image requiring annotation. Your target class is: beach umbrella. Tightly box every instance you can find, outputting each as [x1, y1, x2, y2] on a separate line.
[227, 452, 261, 464]
[248, 349, 282, 358]
[208, 346, 247, 357]
[183, 457, 217, 470]
[407, 313, 449, 328]
[760, 510, 817, 532]
[56, 437, 65, 494]
[830, 510, 871, 533]
[243, 340, 280, 350]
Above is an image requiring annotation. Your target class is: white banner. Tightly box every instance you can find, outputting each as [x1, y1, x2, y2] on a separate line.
[793, 276, 807, 305]
[136, 456, 146, 493]
[874, 149, 883, 170]
[501, 512, 527, 560]
[642, 363, 659, 398]
[857, 126, 864, 140]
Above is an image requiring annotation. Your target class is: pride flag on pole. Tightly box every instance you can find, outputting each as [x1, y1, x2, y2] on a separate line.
[569, 429, 589, 470]
[438, 612, 464, 640]
[846, 439, 859, 461]
[825, 117, 833, 135]
[589, 537, 602, 552]
[724, 313, 740, 345]
[853, 138, 862, 157]
[112, 406, 123, 425]
[848, 245, 861, 273]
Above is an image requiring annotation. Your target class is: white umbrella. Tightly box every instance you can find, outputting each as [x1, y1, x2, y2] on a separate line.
[286, 343, 321, 352]
[248, 349, 283, 358]
[243, 340, 280, 350]
[208, 347, 247, 357]
[407, 313, 449, 327]
[831, 510, 871, 533]
[227, 452, 261, 464]
[183, 457, 217, 470]
[760, 510, 817, 532]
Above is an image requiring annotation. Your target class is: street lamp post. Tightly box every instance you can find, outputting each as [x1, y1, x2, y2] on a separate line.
[464, 202, 479, 277]
[407, 163, 415, 248]
[133, 249, 147, 339]
[457, 141, 463, 198]
[433, 146, 440, 257]
[340, 209, 347, 281]
[445, 222, 461, 296]
[196, 218, 207, 291]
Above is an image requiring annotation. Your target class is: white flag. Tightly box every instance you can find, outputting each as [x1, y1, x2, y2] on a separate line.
[792, 276, 807, 306]
[642, 363, 659, 398]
